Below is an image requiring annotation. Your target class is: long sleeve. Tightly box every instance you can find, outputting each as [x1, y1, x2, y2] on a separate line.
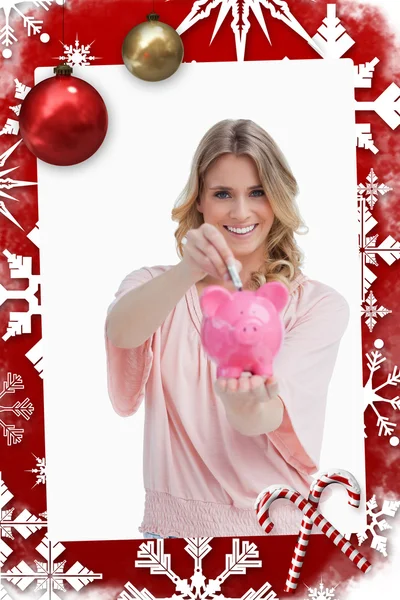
[267, 283, 350, 475]
[104, 266, 155, 417]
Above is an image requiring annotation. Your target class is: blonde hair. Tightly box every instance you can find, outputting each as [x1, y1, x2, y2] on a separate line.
[171, 119, 308, 291]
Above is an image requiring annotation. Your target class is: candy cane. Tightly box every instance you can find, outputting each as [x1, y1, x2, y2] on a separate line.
[284, 470, 361, 593]
[255, 485, 371, 580]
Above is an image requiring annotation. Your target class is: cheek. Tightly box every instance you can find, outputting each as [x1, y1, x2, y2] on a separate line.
[203, 200, 227, 221]
[260, 204, 274, 226]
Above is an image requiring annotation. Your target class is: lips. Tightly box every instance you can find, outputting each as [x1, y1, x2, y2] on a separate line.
[223, 224, 259, 236]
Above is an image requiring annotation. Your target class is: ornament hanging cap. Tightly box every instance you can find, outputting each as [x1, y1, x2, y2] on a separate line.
[147, 12, 160, 21]
[54, 63, 73, 76]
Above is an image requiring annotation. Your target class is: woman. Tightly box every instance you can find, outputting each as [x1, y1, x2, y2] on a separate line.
[105, 119, 350, 539]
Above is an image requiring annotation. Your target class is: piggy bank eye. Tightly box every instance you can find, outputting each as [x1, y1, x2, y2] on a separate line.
[240, 311, 243, 314]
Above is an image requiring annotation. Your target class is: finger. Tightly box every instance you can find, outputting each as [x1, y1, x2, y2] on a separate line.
[201, 224, 239, 273]
[249, 375, 265, 391]
[186, 245, 221, 280]
[215, 378, 227, 393]
[194, 235, 229, 279]
[227, 378, 238, 392]
[238, 376, 250, 393]
[265, 379, 280, 400]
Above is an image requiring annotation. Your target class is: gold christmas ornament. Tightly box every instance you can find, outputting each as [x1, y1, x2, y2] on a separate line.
[122, 12, 184, 82]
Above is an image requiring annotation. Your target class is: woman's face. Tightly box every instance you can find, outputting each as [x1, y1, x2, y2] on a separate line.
[197, 153, 275, 259]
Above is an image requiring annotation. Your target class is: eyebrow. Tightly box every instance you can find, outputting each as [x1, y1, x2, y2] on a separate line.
[208, 184, 263, 190]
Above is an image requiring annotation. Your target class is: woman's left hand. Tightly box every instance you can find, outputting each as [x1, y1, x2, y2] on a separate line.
[213, 373, 284, 436]
[214, 374, 279, 402]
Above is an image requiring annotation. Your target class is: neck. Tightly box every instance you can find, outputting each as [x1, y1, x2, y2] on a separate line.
[238, 253, 266, 287]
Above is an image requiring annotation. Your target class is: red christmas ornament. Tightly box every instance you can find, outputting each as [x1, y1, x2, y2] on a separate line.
[19, 64, 108, 167]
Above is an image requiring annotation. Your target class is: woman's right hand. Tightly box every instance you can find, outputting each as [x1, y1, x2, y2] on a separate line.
[180, 223, 242, 284]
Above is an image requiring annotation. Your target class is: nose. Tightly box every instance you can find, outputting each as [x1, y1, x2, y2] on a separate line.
[235, 318, 262, 345]
[229, 197, 252, 222]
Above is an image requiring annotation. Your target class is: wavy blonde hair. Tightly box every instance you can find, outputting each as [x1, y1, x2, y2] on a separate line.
[171, 119, 308, 291]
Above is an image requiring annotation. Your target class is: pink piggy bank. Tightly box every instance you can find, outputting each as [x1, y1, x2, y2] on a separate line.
[199, 282, 289, 379]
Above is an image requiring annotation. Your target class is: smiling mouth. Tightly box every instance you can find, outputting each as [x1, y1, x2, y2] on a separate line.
[223, 224, 259, 236]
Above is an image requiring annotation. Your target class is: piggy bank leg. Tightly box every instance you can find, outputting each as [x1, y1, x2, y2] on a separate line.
[217, 366, 243, 379]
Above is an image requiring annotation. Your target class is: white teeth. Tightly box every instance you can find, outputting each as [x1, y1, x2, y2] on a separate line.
[227, 225, 256, 234]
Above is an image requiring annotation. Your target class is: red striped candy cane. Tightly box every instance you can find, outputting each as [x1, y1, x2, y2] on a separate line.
[284, 470, 361, 593]
[255, 485, 371, 581]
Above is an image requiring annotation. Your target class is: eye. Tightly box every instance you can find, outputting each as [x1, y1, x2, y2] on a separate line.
[214, 191, 230, 199]
[240, 311, 243, 314]
[251, 189, 265, 196]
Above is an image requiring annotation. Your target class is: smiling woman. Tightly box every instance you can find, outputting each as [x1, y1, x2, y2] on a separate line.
[104, 118, 350, 540]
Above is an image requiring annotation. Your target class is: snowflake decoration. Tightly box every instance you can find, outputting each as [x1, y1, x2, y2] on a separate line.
[311, 3, 355, 58]
[54, 33, 102, 67]
[357, 171, 398, 301]
[0, 373, 34, 446]
[364, 339, 400, 443]
[1, 532, 103, 599]
[358, 168, 393, 209]
[0, 472, 47, 569]
[0, 139, 37, 230]
[361, 290, 391, 332]
[356, 494, 400, 557]
[170, 0, 323, 62]
[18, 223, 45, 379]
[355, 124, 378, 154]
[0, 249, 41, 342]
[25, 453, 46, 487]
[119, 537, 278, 600]
[0, 78, 31, 136]
[304, 578, 340, 600]
[26, 338, 45, 379]
[0, 0, 60, 59]
[175, 3, 397, 152]
[313, 5, 400, 135]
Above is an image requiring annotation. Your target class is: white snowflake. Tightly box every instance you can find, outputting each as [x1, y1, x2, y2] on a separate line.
[0, 0, 61, 59]
[170, 0, 323, 62]
[354, 56, 380, 89]
[25, 453, 46, 487]
[358, 168, 393, 210]
[355, 124, 378, 155]
[119, 537, 278, 600]
[175, 3, 396, 153]
[356, 82, 400, 130]
[0, 139, 37, 230]
[304, 578, 340, 600]
[364, 339, 400, 442]
[0, 372, 34, 446]
[0, 471, 47, 569]
[54, 33, 101, 67]
[361, 290, 391, 332]
[1, 532, 103, 599]
[0, 78, 31, 136]
[357, 170, 398, 301]
[311, 4, 400, 136]
[25, 337, 45, 378]
[356, 494, 400, 557]
[0, 249, 41, 341]
[311, 3, 355, 58]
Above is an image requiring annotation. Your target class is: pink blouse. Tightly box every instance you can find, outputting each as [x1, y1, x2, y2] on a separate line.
[104, 265, 350, 537]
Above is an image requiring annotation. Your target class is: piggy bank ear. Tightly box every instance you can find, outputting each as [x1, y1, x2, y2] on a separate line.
[256, 282, 289, 313]
[200, 286, 232, 317]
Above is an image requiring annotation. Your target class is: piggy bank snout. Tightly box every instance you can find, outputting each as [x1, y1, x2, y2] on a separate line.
[234, 318, 265, 345]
